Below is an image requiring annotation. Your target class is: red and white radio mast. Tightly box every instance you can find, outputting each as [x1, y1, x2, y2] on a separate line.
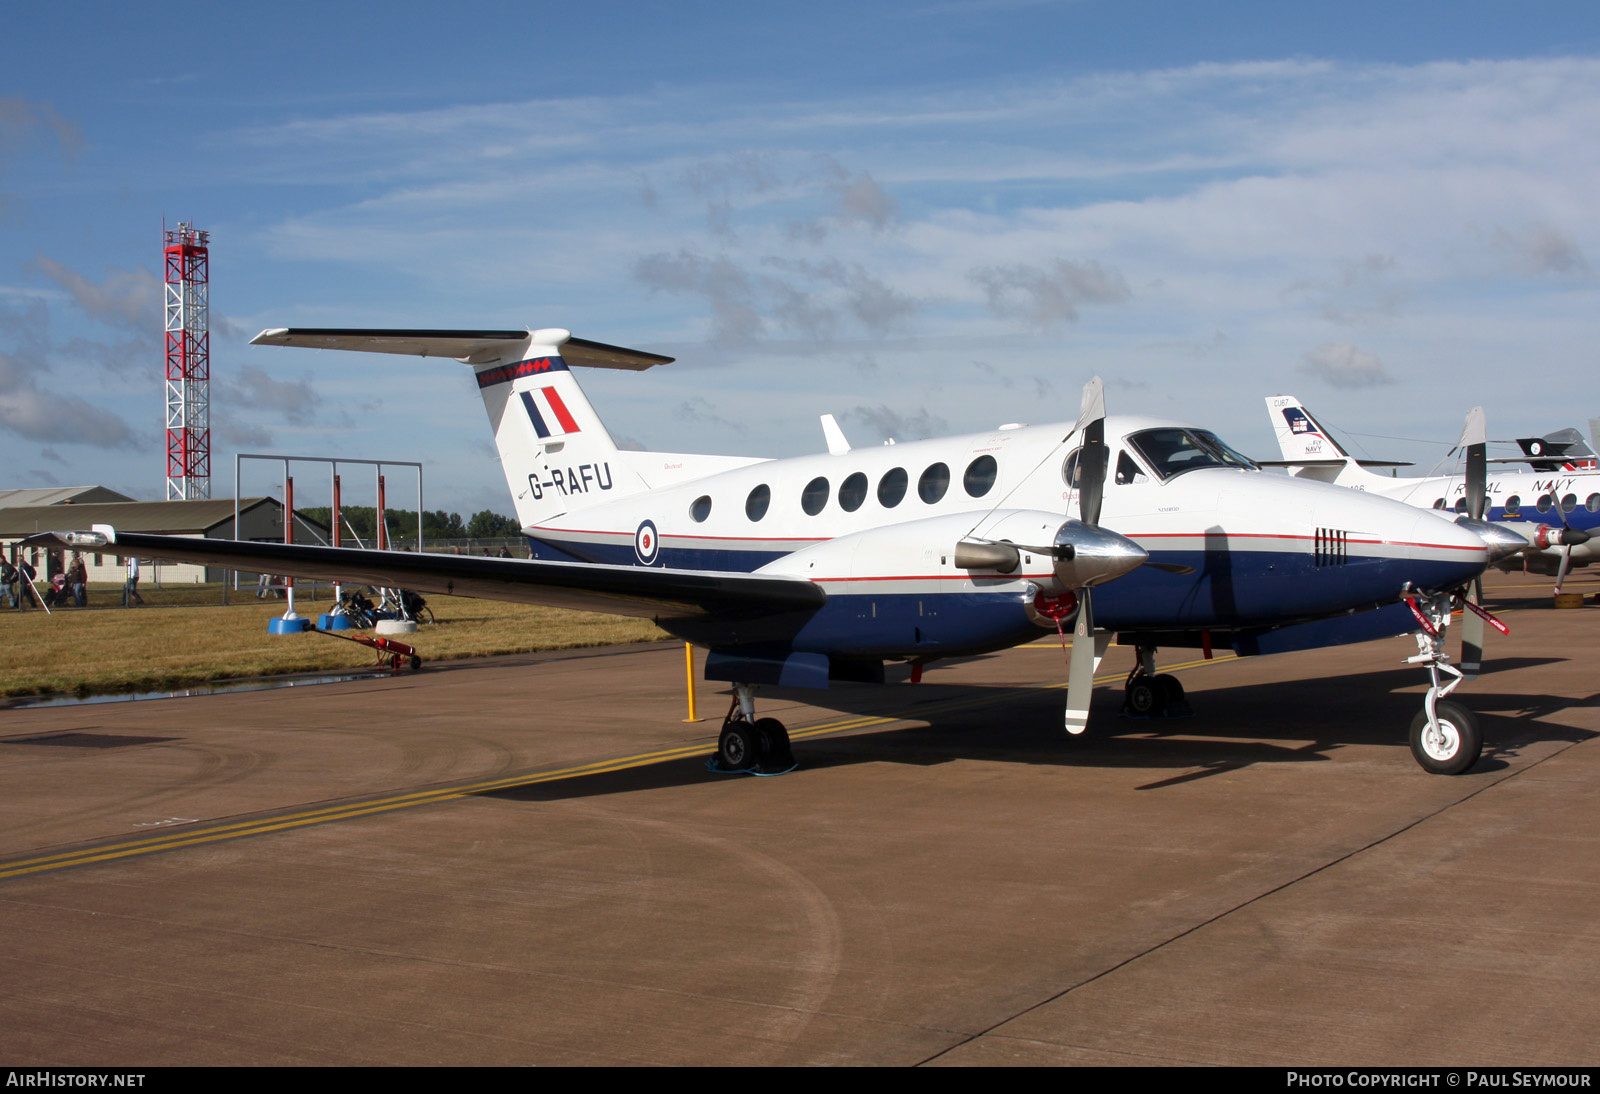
[164, 222, 211, 500]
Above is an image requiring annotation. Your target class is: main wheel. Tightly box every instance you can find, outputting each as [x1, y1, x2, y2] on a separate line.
[1151, 674, 1184, 701]
[1151, 673, 1191, 717]
[718, 722, 760, 770]
[754, 718, 792, 765]
[1124, 675, 1170, 717]
[1409, 700, 1482, 775]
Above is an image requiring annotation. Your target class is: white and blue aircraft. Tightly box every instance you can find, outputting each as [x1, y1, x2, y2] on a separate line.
[1264, 396, 1597, 591]
[41, 328, 1516, 776]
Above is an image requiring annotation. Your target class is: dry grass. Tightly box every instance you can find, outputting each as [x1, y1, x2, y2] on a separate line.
[0, 588, 667, 698]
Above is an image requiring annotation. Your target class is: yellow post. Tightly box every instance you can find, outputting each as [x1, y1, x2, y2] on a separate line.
[682, 642, 702, 722]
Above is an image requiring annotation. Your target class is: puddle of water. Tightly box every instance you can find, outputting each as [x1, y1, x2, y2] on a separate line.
[7, 672, 387, 709]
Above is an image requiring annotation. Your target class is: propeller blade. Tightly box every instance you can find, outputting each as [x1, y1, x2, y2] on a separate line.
[1142, 561, 1196, 575]
[1063, 590, 1109, 735]
[1555, 542, 1573, 594]
[1457, 406, 1487, 521]
[1460, 578, 1485, 679]
[1076, 377, 1108, 526]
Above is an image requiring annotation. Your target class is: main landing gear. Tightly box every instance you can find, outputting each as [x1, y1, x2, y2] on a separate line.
[1120, 646, 1192, 720]
[715, 685, 794, 773]
[1402, 590, 1488, 776]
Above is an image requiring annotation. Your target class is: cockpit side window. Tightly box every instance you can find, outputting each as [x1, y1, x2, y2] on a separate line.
[1126, 428, 1248, 481]
[1115, 450, 1148, 486]
[1191, 430, 1259, 470]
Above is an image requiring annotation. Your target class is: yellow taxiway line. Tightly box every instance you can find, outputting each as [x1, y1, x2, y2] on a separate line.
[0, 652, 1237, 882]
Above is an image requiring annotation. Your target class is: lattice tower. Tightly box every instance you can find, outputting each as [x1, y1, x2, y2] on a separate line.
[164, 222, 210, 499]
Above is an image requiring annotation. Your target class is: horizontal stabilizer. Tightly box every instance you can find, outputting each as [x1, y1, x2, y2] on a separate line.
[27, 530, 821, 621]
[251, 327, 674, 370]
[1255, 458, 1413, 468]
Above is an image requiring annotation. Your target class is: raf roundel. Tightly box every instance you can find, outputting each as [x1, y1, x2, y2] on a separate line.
[634, 519, 661, 566]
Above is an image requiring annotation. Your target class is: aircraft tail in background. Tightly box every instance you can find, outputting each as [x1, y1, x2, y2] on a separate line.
[1262, 395, 1408, 488]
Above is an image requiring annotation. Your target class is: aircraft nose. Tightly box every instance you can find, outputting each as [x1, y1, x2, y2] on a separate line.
[1381, 505, 1490, 593]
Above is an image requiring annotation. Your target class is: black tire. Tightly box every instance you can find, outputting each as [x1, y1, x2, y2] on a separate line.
[754, 718, 792, 765]
[718, 723, 760, 770]
[1124, 675, 1170, 717]
[409, 655, 422, 671]
[1151, 673, 1192, 716]
[1409, 700, 1482, 775]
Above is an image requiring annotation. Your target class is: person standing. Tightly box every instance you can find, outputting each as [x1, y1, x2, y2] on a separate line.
[123, 555, 145, 607]
[18, 555, 38, 610]
[69, 553, 87, 607]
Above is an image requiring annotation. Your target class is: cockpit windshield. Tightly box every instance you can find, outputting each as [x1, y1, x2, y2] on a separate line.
[1126, 428, 1259, 481]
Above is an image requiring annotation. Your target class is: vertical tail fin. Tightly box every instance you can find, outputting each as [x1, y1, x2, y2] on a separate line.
[248, 325, 674, 531]
[473, 328, 672, 529]
[1262, 394, 1388, 487]
[1265, 395, 1350, 462]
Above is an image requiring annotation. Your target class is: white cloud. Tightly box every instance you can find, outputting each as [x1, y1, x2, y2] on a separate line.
[33, 256, 160, 331]
[970, 259, 1132, 326]
[1298, 341, 1394, 389]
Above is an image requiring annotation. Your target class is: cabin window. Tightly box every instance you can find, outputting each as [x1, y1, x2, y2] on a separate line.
[1062, 449, 1082, 488]
[877, 467, 908, 508]
[802, 476, 830, 516]
[745, 484, 771, 522]
[1588, 494, 1600, 513]
[1454, 498, 1468, 514]
[1432, 498, 1446, 510]
[690, 495, 712, 523]
[1562, 493, 1577, 513]
[963, 455, 997, 497]
[918, 463, 950, 504]
[838, 472, 868, 512]
[1504, 495, 1521, 516]
[1115, 451, 1147, 485]
[1537, 493, 1554, 513]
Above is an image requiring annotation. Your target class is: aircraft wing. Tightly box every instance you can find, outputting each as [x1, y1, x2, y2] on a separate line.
[27, 530, 823, 620]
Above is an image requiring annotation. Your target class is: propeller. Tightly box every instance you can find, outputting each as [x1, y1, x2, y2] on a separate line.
[1061, 378, 1143, 735]
[955, 378, 1175, 732]
[1454, 407, 1488, 677]
[1546, 501, 1589, 595]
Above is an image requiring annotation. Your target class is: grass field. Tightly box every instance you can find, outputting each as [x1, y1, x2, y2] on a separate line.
[0, 584, 668, 697]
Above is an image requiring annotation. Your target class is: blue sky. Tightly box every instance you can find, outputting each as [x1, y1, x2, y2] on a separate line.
[3, 1, 1598, 514]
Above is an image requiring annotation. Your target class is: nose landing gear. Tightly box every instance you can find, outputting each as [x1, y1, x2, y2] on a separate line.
[1402, 591, 1494, 775]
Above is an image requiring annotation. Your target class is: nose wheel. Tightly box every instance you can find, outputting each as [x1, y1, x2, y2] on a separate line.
[1409, 699, 1482, 775]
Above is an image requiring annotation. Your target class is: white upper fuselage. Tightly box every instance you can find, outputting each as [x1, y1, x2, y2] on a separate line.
[525, 413, 1487, 637]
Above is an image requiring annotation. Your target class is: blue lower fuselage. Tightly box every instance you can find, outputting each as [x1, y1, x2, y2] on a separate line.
[532, 532, 1481, 660]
